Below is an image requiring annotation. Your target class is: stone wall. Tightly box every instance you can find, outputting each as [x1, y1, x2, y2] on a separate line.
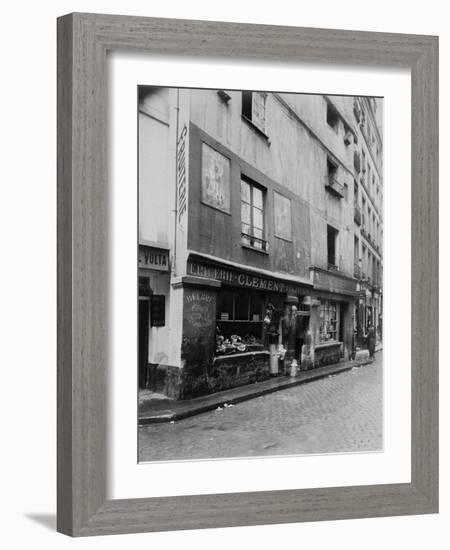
[178, 351, 270, 399]
[149, 351, 271, 400]
[313, 342, 342, 367]
[207, 351, 270, 394]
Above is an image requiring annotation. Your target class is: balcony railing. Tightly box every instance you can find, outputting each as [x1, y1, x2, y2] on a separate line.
[325, 176, 345, 199]
[241, 232, 269, 252]
[354, 205, 362, 225]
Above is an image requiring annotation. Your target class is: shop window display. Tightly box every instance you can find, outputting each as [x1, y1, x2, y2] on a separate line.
[215, 289, 282, 355]
[319, 300, 339, 342]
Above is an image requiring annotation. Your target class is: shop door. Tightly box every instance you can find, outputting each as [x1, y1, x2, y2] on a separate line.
[139, 299, 150, 389]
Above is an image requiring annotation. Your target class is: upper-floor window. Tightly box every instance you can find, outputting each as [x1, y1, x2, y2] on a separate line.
[327, 225, 339, 270]
[242, 91, 267, 134]
[325, 157, 345, 199]
[354, 236, 360, 278]
[241, 177, 267, 251]
[362, 244, 367, 277]
[326, 103, 339, 131]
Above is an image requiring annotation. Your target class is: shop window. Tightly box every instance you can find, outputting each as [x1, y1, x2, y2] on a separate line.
[241, 178, 267, 251]
[235, 289, 250, 320]
[216, 289, 266, 347]
[250, 292, 264, 322]
[319, 300, 339, 342]
[327, 225, 339, 270]
[217, 289, 264, 323]
[218, 290, 234, 321]
[241, 91, 267, 134]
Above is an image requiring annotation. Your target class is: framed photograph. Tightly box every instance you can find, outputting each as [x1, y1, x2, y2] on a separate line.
[57, 13, 438, 536]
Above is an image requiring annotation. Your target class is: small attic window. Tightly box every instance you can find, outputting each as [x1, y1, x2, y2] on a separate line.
[217, 90, 231, 103]
[327, 103, 339, 130]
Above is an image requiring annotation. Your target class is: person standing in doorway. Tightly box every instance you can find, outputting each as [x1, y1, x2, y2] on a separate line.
[292, 305, 305, 365]
[367, 324, 376, 358]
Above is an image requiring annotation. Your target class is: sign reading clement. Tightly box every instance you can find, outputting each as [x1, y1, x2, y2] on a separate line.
[187, 260, 305, 295]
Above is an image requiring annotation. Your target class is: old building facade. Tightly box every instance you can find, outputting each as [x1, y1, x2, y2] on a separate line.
[138, 86, 383, 399]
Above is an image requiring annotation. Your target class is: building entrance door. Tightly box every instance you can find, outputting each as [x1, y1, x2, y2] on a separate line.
[139, 299, 149, 389]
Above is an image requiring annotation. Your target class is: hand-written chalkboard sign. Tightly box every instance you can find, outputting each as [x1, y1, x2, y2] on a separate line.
[150, 295, 165, 327]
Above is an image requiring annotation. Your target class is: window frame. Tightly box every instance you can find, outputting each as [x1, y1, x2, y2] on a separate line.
[319, 300, 340, 342]
[241, 90, 269, 137]
[240, 176, 268, 252]
[326, 102, 339, 132]
[327, 224, 339, 270]
[216, 288, 265, 323]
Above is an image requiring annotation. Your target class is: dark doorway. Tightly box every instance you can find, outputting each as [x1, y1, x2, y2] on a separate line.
[139, 299, 150, 389]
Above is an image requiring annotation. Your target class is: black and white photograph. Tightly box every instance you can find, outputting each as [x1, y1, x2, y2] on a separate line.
[138, 86, 384, 462]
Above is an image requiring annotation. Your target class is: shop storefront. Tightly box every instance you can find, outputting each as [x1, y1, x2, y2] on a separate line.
[309, 267, 359, 365]
[146, 256, 360, 400]
[174, 256, 314, 397]
[138, 244, 171, 389]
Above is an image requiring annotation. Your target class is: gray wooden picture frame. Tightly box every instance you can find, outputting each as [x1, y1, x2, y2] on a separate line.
[57, 12, 439, 537]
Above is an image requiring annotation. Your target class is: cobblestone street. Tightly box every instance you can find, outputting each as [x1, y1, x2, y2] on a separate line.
[139, 353, 383, 462]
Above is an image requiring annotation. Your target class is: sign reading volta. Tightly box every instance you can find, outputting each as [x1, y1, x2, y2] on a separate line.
[139, 245, 169, 272]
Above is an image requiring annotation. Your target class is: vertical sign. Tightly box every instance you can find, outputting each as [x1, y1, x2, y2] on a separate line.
[177, 124, 188, 228]
[174, 89, 190, 276]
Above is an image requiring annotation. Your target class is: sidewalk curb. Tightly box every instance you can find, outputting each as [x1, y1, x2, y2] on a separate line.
[139, 358, 375, 425]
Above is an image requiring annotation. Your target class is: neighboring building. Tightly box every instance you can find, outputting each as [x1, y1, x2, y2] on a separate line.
[352, 97, 383, 346]
[138, 86, 383, 398]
